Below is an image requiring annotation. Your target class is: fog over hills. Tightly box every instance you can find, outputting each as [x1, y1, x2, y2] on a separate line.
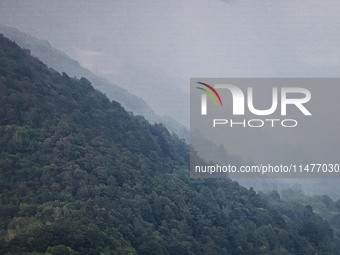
[1, 1, 340, 252]
[1, 0, 339, 128]
[0, 1, 339, 196]
[2, 33, 339, 254]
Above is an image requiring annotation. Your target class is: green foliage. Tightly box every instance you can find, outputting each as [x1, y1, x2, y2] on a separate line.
[0, 33, 339, 254]
[275, 188, 340, 252]
[46, 245, 79, 255]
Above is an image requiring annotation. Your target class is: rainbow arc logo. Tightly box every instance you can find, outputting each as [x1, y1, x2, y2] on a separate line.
[196, 82, 223, 106]
[196, 82, 223, 115]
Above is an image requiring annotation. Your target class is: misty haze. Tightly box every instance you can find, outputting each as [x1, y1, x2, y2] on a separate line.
[0, 1, 340, 254]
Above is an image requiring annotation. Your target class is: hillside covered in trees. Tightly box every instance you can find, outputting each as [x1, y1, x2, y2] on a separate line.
[0, 34, 339, 254]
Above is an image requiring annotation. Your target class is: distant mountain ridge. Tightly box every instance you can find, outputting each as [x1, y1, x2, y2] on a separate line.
[0, 25, 189, 140]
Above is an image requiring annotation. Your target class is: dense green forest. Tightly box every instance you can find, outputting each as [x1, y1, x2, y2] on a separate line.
[270, 188, 340, 251]
[0, 34, 339, 254]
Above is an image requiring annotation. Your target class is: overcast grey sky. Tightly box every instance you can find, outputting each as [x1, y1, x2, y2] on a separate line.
[0, 0, 339, 126]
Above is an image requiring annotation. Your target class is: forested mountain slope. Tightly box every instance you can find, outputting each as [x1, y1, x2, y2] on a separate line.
[0, 34, 337, 254]
[0, 25, 189, 140]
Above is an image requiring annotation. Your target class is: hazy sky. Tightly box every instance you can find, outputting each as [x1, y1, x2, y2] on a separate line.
[0, 0, 339, 126]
